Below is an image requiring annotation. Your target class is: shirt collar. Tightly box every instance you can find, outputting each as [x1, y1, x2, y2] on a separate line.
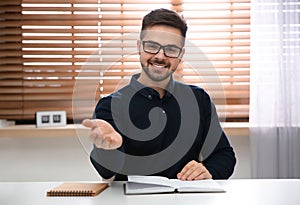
[130, 73, 175, 98]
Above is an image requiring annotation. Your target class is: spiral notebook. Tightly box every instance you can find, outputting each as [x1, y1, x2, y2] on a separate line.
[46, 182, 109, 197]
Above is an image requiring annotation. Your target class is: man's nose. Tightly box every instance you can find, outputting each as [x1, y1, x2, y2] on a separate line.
[154, 48, 166, 59]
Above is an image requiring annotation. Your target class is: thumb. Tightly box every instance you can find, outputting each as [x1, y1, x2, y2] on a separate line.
[82, 119, 95, 128]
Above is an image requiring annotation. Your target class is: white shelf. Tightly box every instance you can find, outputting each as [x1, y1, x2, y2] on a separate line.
[0, 123, 249, 138]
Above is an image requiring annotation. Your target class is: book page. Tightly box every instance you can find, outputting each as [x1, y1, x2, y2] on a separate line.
[169, 179, 225, 192]
[125, 182, 175, 195]
[125, 176, 224, 194]
[127, 175, 172, 187]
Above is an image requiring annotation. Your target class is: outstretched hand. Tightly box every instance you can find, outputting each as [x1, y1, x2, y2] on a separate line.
[82, 119, 123, 150]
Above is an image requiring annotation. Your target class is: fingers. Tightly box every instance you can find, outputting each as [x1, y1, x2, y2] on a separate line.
[88, 127, 103, 143]
[177, 160, 212, 181]
[89, 131, 117, 149]
[82, 119, 100, 129]
[88, 126, 113, 149]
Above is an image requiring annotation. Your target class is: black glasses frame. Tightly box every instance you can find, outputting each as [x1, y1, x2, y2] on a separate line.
[142, 41, 182, 58]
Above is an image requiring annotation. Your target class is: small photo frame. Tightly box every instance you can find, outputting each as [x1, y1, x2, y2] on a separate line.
[41, 115, 50, 124]
[36, 111, 67, 127]
[53, 114, 61, 123]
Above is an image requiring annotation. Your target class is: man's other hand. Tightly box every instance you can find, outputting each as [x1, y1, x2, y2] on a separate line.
[177, 160, 212, 180]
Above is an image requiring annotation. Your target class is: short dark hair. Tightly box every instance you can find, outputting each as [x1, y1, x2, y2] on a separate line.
[140, 8, 188, 38]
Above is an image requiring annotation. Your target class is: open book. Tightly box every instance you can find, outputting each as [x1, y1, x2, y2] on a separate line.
[124, 175, 225, 195]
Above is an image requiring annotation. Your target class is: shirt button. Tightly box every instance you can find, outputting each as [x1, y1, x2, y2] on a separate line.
[147, 95, 152, 100]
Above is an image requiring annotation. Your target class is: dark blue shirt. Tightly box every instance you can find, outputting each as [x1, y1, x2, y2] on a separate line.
[90, 74, 236, 180]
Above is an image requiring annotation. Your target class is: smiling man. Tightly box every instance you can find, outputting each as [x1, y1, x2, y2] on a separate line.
[83, 8, 236, 181]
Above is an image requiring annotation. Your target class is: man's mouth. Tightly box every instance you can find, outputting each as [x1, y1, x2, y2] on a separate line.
[149, 62, 168, 69]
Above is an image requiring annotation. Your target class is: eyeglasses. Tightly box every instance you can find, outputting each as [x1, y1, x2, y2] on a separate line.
[142, 41, 182, 58]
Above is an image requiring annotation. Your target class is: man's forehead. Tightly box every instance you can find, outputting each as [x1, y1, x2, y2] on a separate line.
[141, 30, 184, 45]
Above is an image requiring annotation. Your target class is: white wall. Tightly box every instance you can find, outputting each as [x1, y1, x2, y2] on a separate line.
[0, 135, 250, 181]
[229, 135, 251, 179]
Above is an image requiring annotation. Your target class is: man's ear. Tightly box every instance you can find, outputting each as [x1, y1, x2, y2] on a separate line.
[137, 40, 141, 54]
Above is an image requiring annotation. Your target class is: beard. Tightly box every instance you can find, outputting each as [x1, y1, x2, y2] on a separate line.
[140, 59, 174, 82]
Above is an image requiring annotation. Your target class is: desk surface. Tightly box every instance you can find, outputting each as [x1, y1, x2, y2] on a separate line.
[1, 179, 300, 205]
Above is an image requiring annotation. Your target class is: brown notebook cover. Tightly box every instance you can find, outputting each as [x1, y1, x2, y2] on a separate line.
[46, 182, 109, 197]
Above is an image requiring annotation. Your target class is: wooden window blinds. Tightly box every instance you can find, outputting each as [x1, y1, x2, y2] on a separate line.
[0, 0, 250, 122]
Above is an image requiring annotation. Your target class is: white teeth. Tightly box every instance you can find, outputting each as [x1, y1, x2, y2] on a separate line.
[153, 64, 165, 68]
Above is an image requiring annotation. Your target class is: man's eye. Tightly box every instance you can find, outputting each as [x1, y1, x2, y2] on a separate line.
[148, 44, 159, 49]
[165, 46, 178, 53]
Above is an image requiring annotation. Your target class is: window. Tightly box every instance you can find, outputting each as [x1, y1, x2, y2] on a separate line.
[0, 0, 250, 122]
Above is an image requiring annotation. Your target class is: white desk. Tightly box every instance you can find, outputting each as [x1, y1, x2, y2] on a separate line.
[1, 179, 300, 205]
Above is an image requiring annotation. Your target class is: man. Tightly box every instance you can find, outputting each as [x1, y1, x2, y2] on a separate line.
[83, 8, 236, 181]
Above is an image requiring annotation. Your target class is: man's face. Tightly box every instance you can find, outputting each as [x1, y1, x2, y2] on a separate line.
[138, 25, 185, 82]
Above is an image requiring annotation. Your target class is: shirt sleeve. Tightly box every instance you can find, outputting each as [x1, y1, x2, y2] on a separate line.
[89, 95, 126, 180]
[198, 90, 236, 179]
